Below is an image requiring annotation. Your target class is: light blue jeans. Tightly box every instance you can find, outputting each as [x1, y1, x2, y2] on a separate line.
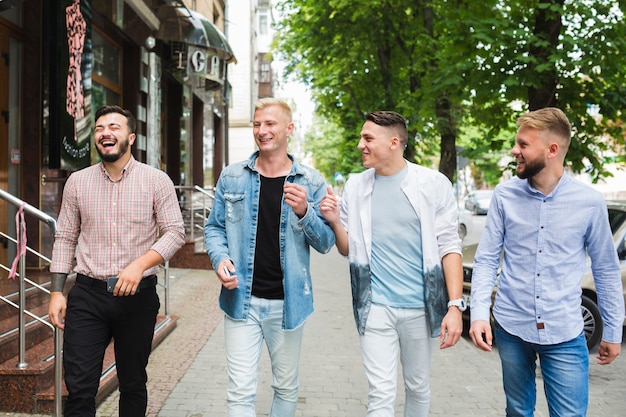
[224, 296, 304, 417]
[494, 320, 589, 417]
[360, 303, 434, 417]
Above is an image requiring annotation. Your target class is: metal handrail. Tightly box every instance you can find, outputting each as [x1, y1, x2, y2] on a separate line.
[174, 185, 214, 251]
[0, 188, 62, 417]
[0, 188, 176, 416]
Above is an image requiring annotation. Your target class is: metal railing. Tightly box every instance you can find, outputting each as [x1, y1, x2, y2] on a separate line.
[0, 185, 206, 416]
[175, 185, 214, 252]
[0, 188, 62, 417]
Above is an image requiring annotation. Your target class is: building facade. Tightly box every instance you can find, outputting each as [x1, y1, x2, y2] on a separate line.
[227, 0, 311, 167]
[0, 0, 235, 274]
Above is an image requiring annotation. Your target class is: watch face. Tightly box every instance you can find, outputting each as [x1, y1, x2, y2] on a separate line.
[449, 299, 467, 311]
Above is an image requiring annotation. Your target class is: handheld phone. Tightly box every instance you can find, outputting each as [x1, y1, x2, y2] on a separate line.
[223, 265, 230, 276]
[106, 277, 118, 293]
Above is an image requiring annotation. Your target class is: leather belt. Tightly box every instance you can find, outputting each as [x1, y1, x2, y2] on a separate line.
[76, 274, 157, 291]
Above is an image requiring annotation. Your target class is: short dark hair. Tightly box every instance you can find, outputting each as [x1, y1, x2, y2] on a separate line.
[95, 105, 137, 134]
[365, 111, 408, 146]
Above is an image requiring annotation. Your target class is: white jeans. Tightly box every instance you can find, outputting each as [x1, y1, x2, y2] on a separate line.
[224, 296, 304, 417]
[360, 303, 434, 417]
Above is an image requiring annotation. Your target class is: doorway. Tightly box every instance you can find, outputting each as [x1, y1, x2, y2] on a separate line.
[0, 23, 10, 273]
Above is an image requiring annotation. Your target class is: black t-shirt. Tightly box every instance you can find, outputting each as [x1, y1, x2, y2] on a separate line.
[252, 175, 285, 299]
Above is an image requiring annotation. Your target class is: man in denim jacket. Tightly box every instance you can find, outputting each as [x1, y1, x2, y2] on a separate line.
[205, 98, 335, 416]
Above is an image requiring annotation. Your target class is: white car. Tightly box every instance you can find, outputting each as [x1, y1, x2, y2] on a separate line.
[464, 189, 494, 215]
[458, 209, 473, 241]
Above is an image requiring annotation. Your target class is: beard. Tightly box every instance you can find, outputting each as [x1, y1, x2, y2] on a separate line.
[96, 137, 130, 163]
[516, 158, 545, 179]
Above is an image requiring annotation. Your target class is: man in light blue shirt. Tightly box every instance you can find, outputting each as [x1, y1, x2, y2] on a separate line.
[320, 111, 464, 417]
[469, 107, 624, 417]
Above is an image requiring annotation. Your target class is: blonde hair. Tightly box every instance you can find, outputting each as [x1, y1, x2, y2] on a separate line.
[516, 107, 571, 151]
[254, 98, 293, 122]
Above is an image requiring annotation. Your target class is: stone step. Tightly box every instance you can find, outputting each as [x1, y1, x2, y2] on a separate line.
[0, 314, 177, 414]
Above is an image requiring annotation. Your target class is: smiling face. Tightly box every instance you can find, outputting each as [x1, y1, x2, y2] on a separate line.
[94, 112, 136, 163]
[511, 125, 551, 180]
[358, 120, 400, 171]
[252, 105, 294, 155]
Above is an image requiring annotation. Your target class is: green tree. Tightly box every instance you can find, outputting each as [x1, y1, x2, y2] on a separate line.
[275, 0, 626, 183]
[468, 0, 626, 180]
[302, 114, 363, 179]
[274, 0, 490, 182]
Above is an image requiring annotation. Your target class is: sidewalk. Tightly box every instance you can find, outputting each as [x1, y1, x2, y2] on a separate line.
[150, 249, 510, 416]
[5, 248, 625, 416]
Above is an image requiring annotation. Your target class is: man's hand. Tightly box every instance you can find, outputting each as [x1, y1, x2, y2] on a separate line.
[597, 341, 621, 365]
[469, 320, 493, 352]
[218, 260, 239, 290]
[115, 263, 145, 296]
[320, 186, 340, 225]
[284, 183, 308, 218]
[49, 292, 67, 329]
[440, 307, 463, 349]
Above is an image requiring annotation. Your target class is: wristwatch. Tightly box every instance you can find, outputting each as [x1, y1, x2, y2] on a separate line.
[447, 298, 467, 312]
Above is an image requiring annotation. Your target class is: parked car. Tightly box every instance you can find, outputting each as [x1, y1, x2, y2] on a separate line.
[461, 200, 626, 350]
[458, 209, 473, 241]
[464, 190, 494, 215]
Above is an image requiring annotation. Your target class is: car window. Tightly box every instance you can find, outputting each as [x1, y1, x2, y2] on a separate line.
[608, 208, 626, 234]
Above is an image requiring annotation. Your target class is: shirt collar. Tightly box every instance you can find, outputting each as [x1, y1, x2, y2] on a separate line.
[524, 170, 570, 199]
[99, 155, 136, 182]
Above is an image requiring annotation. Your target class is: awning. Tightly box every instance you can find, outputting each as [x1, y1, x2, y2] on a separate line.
[155, 6, 236, 64]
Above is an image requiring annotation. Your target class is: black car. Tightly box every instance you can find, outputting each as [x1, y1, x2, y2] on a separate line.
[461, 200, 626, 350]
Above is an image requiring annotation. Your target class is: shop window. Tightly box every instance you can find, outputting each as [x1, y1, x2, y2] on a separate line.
[91, 27, 121, 109]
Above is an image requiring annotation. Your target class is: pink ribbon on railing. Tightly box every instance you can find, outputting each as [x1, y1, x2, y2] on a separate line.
[8, 203, 27, 280]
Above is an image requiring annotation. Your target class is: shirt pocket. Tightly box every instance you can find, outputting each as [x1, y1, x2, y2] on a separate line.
[224, 192, 246, 223]
[127, 190, 154, 226]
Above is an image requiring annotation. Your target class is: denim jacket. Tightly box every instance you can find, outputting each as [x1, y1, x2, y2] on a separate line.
[340, 161, 462, 337]
[205, 152, 335, 330]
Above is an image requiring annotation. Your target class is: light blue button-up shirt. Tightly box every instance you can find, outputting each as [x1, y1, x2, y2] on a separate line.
[470, 173, 624, 344]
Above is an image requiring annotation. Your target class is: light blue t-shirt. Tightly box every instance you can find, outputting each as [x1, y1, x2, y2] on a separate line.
[370, 164, 425, 308]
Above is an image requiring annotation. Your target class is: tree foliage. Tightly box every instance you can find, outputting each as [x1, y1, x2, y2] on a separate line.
[274, 0, 626, 184]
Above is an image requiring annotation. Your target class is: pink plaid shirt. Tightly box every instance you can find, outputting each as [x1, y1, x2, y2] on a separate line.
[51, 157, 185, 280]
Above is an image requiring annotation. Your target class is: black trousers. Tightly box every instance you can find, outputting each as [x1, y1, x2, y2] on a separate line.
[63, 278, 160, 417]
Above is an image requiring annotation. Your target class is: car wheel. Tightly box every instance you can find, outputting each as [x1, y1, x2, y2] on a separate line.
[458, 223, 467, 240]
[581, 295, 603, 350]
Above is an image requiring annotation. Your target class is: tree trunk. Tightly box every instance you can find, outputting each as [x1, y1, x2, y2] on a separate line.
[528, 0, 564, 109]
[437, 97, 457, 182]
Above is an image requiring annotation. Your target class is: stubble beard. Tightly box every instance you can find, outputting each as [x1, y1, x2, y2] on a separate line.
[97, 138, 130, 163]
[516, 158, 545, 180]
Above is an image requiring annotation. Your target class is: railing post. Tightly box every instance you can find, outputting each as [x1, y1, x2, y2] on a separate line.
[163, 260, 170, 315]
[54, 329, 63, 417]
[17, 216, 27, 370]
[189, 188, 195, 245]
